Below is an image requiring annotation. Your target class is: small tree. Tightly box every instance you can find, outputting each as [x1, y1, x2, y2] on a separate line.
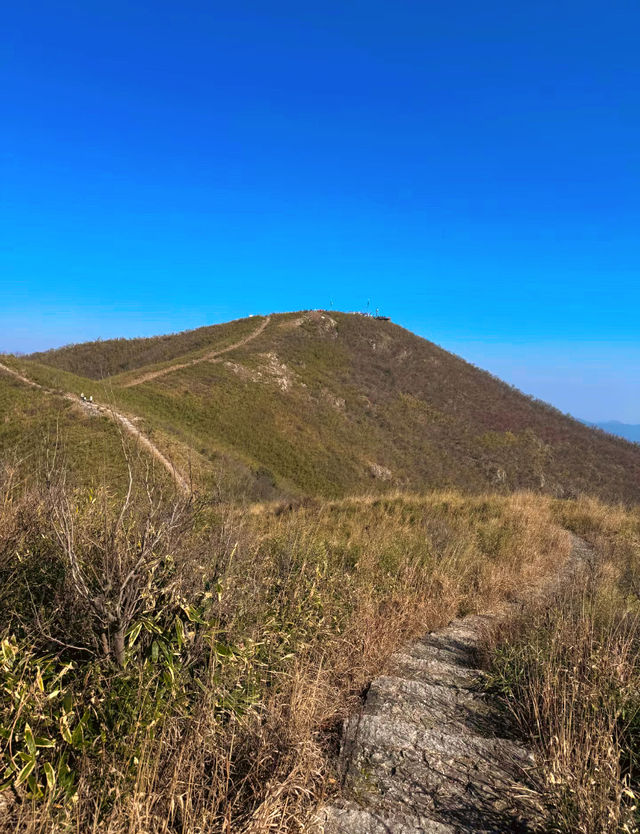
[50, 463, 192, 667]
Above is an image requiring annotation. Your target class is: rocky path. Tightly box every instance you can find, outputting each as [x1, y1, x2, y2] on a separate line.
[319, 536, 591, 833]
[121, 315, 271, 387]
[0, 360, 190, 495]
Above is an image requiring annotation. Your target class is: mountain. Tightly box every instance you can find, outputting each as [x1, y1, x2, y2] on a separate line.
[3, 310, 640, 503]
[583, 420, 640, 444]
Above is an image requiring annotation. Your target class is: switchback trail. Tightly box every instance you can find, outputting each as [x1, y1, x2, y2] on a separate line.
[0, 361, 190, 495]
[121, 315, 271, 388]
[319, 535, 592, 834]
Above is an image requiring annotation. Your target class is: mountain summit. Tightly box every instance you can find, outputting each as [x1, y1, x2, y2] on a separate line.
[4, 310, 640, 503]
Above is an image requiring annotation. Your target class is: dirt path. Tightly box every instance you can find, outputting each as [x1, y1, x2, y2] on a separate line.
[0, 360, 190, 495]
[0, 361, 41, 390]
[319, 535, 592, 833]
[121, 315, 271, 388]
[91, 405, 190, 494]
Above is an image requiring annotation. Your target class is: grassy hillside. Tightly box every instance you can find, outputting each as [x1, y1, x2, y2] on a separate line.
[0, 372, 133, 490]
[0, 354, 277, 500]
[28, 316, 267, 380]
[15, 309, 640, 503]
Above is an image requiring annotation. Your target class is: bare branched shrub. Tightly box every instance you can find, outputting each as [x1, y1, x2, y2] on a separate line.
[48, 466, 193, 665]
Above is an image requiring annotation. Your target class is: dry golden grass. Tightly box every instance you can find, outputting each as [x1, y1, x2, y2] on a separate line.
[485, 496, 640, 833]
[1, 486, 573, 833]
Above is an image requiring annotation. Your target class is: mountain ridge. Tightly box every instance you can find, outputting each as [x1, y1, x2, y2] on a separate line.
[3, 310, 639, 503]
[581, 419, 640, 444]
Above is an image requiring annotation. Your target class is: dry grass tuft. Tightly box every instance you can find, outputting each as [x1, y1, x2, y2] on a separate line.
[484, 496, 640, 833]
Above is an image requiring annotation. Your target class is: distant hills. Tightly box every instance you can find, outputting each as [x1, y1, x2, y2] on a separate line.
[2, 310, 640, 503]
[582, 420, 640, 444]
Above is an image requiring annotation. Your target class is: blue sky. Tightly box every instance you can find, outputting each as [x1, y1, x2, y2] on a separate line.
[2, 1, 639, 421]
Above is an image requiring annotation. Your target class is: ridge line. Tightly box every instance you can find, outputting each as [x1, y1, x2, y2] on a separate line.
[121, 314, 271, 388]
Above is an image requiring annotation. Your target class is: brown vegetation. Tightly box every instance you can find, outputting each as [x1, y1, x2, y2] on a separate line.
[484, 497, 640, 833]
[0, 471, 569, 833]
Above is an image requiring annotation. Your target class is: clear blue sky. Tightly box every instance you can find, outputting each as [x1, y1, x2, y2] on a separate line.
[2, 1, 639, 422]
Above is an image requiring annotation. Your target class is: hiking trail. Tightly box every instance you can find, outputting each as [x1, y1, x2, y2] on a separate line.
[0, 316, 272, 491]
[0, 360, 190, 495]
[318, 535, 592, 834]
